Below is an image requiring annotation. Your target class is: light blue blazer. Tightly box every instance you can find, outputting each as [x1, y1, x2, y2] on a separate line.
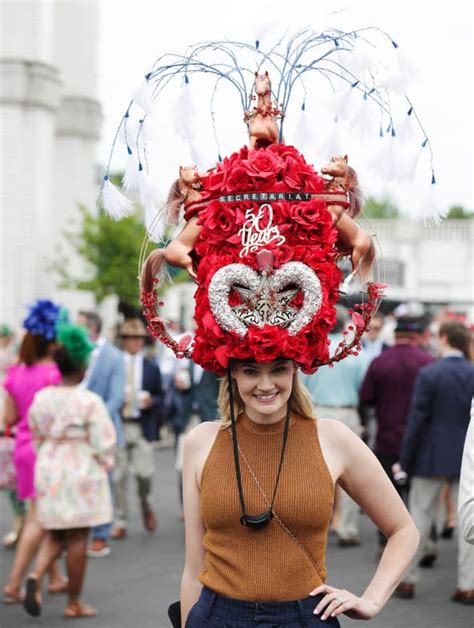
[87, 342, 126, 447]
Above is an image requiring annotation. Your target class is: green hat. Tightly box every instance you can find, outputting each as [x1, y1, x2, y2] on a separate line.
[0, 324, 13, 338]
[56, 323, 95, 368]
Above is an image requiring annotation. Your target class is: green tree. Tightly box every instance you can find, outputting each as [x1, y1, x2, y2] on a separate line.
[445, 205, 473, 219]
[363, 196, 400, 218]
[56, 204, 149, 309]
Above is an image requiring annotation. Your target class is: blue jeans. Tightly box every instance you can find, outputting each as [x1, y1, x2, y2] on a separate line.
[91, 472, 113, 541]
[186, 587, 341, 627]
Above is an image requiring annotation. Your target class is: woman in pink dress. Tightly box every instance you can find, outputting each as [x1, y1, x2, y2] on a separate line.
[23, 323, 116, 619]
[2, 300, 66, 604]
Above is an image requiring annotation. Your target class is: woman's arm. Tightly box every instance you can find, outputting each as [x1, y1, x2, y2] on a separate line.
[180, 423, 214, 627]
[87, 395, 117, 470]
[313, 420, 419, 621]
[458, 411, 474, 544]
[3, 393, 19, 427]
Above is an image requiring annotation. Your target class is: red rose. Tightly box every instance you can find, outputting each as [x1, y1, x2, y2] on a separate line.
[224, 166, 251, 193]
[283, 156, 305, 189]
[243, 149, 284, 180]
[247, 325, 285, 363]
[289, 201, 336, 244]
[303, 247, 332, 269]
[290, 200, 326, 228]
[198, 202, 244, 244]
[204, 167, 226, 192]
[269, 144, 300, 160]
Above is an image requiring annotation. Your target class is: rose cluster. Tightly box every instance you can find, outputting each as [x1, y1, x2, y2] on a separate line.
[192, 144, 342, 374]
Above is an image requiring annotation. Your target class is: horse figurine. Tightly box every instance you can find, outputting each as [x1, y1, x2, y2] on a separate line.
[321, 154, 374, 285]
[141, 165, 207, 292]
[244, 71, 284, 148]
[166, 165, 206, 224]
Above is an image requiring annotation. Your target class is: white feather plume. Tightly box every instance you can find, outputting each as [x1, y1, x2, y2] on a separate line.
[145, 203, 165, 242]
[138, 170, 165, 242]
[394, 111, 417, 146]
[376, 67, 408, 94]
[174, 82, 206, 167]
[369, 134, 399, 180]
[121, 153, 141, 197]
[133, 81, 155, 116]
[396, 146, 422, 183]
[119, 116, 142, 149]
[349, 93, 378, 143]
[140, 116, 160, 145]
[101, 178, 134, 220]
[346, 44, 381, 76]
[412, 182, 447, 223]
[332, 85, 354, 121]
[394, 47, 419, 85]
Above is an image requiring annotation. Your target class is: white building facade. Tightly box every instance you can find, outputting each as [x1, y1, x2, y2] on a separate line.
[0, 0, 101, 327]
[371, 218, 473, 314]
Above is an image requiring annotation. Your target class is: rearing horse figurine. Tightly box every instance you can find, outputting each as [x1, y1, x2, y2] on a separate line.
[244, 71, 284, 148]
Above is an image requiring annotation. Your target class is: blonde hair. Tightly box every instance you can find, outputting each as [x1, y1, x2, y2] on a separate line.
[217, 370, 316, 428]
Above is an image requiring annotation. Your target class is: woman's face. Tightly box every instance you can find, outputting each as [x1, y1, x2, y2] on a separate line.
[231, 359, 295, 422]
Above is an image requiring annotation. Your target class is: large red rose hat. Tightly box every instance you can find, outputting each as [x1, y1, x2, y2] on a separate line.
[140, 140, 385, 375]
[101, 30, 438, 372]
[191, 144, 341, 374]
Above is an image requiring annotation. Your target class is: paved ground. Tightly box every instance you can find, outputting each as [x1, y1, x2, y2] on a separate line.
[1, 447, 472, 628]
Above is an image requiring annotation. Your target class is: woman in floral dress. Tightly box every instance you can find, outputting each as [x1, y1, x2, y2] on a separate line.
[2, 300, 66, 604]
[23, 323, 116, 619]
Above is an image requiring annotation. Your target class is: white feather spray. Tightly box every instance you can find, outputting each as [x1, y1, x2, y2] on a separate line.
[101, 178, 134, 220]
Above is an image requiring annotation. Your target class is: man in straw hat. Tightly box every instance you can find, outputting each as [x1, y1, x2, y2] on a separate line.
[111, 318, 163, 538]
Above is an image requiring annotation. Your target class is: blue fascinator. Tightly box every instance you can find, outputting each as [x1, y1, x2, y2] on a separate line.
[23, 299, 68, 341]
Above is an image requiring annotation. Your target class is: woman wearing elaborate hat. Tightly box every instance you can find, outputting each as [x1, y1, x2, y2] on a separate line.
[171, 146, 419, 626]
[101, 29, 434, 626]
[138, 100, 419, 627]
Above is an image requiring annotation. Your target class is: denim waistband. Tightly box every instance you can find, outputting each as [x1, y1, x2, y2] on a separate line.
[196, 586, 340, 625]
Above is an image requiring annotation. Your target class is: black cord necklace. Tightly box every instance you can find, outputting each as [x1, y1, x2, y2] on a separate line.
[227, 366, 291, 529]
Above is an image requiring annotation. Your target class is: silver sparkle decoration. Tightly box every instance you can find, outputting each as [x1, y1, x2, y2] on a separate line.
[208, 261, 322, 337]
[272, 262, 322, 334]
[208, 264, 260, 337]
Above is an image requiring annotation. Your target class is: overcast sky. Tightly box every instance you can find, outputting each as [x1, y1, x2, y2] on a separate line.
[97, 0, 473, 213]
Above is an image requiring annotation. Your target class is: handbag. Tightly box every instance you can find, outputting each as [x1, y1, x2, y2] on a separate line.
[167, 600, 181, 628]
[0, 427, 16, 490]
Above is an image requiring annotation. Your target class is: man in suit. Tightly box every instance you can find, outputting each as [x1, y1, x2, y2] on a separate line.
[395, 320, 474, 604]
[361, 312, 391, 364]
[112, 318, 163, 538]
[360, 317, 434, 552]
[77, 311, 125, 558]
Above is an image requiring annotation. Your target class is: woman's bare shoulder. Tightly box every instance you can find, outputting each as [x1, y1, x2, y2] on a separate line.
[317, 417, 355, 444]
[184, 420, 221, 449]
[316, 417, 371, 483]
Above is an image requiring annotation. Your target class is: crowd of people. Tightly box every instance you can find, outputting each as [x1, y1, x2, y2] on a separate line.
[0, 299, 473, 622]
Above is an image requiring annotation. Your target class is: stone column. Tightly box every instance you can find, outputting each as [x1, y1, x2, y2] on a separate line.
[0, 1, 61, 326]
[51, 0, 102, 315]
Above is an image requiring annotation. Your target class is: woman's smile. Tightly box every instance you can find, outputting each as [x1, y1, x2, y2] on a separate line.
[253, 391, 280, 404]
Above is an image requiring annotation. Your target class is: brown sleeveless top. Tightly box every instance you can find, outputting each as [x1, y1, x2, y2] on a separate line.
[199, 413, 334, 601]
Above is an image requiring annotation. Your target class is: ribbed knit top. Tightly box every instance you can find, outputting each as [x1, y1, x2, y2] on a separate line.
[199, 413, 334, 601]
